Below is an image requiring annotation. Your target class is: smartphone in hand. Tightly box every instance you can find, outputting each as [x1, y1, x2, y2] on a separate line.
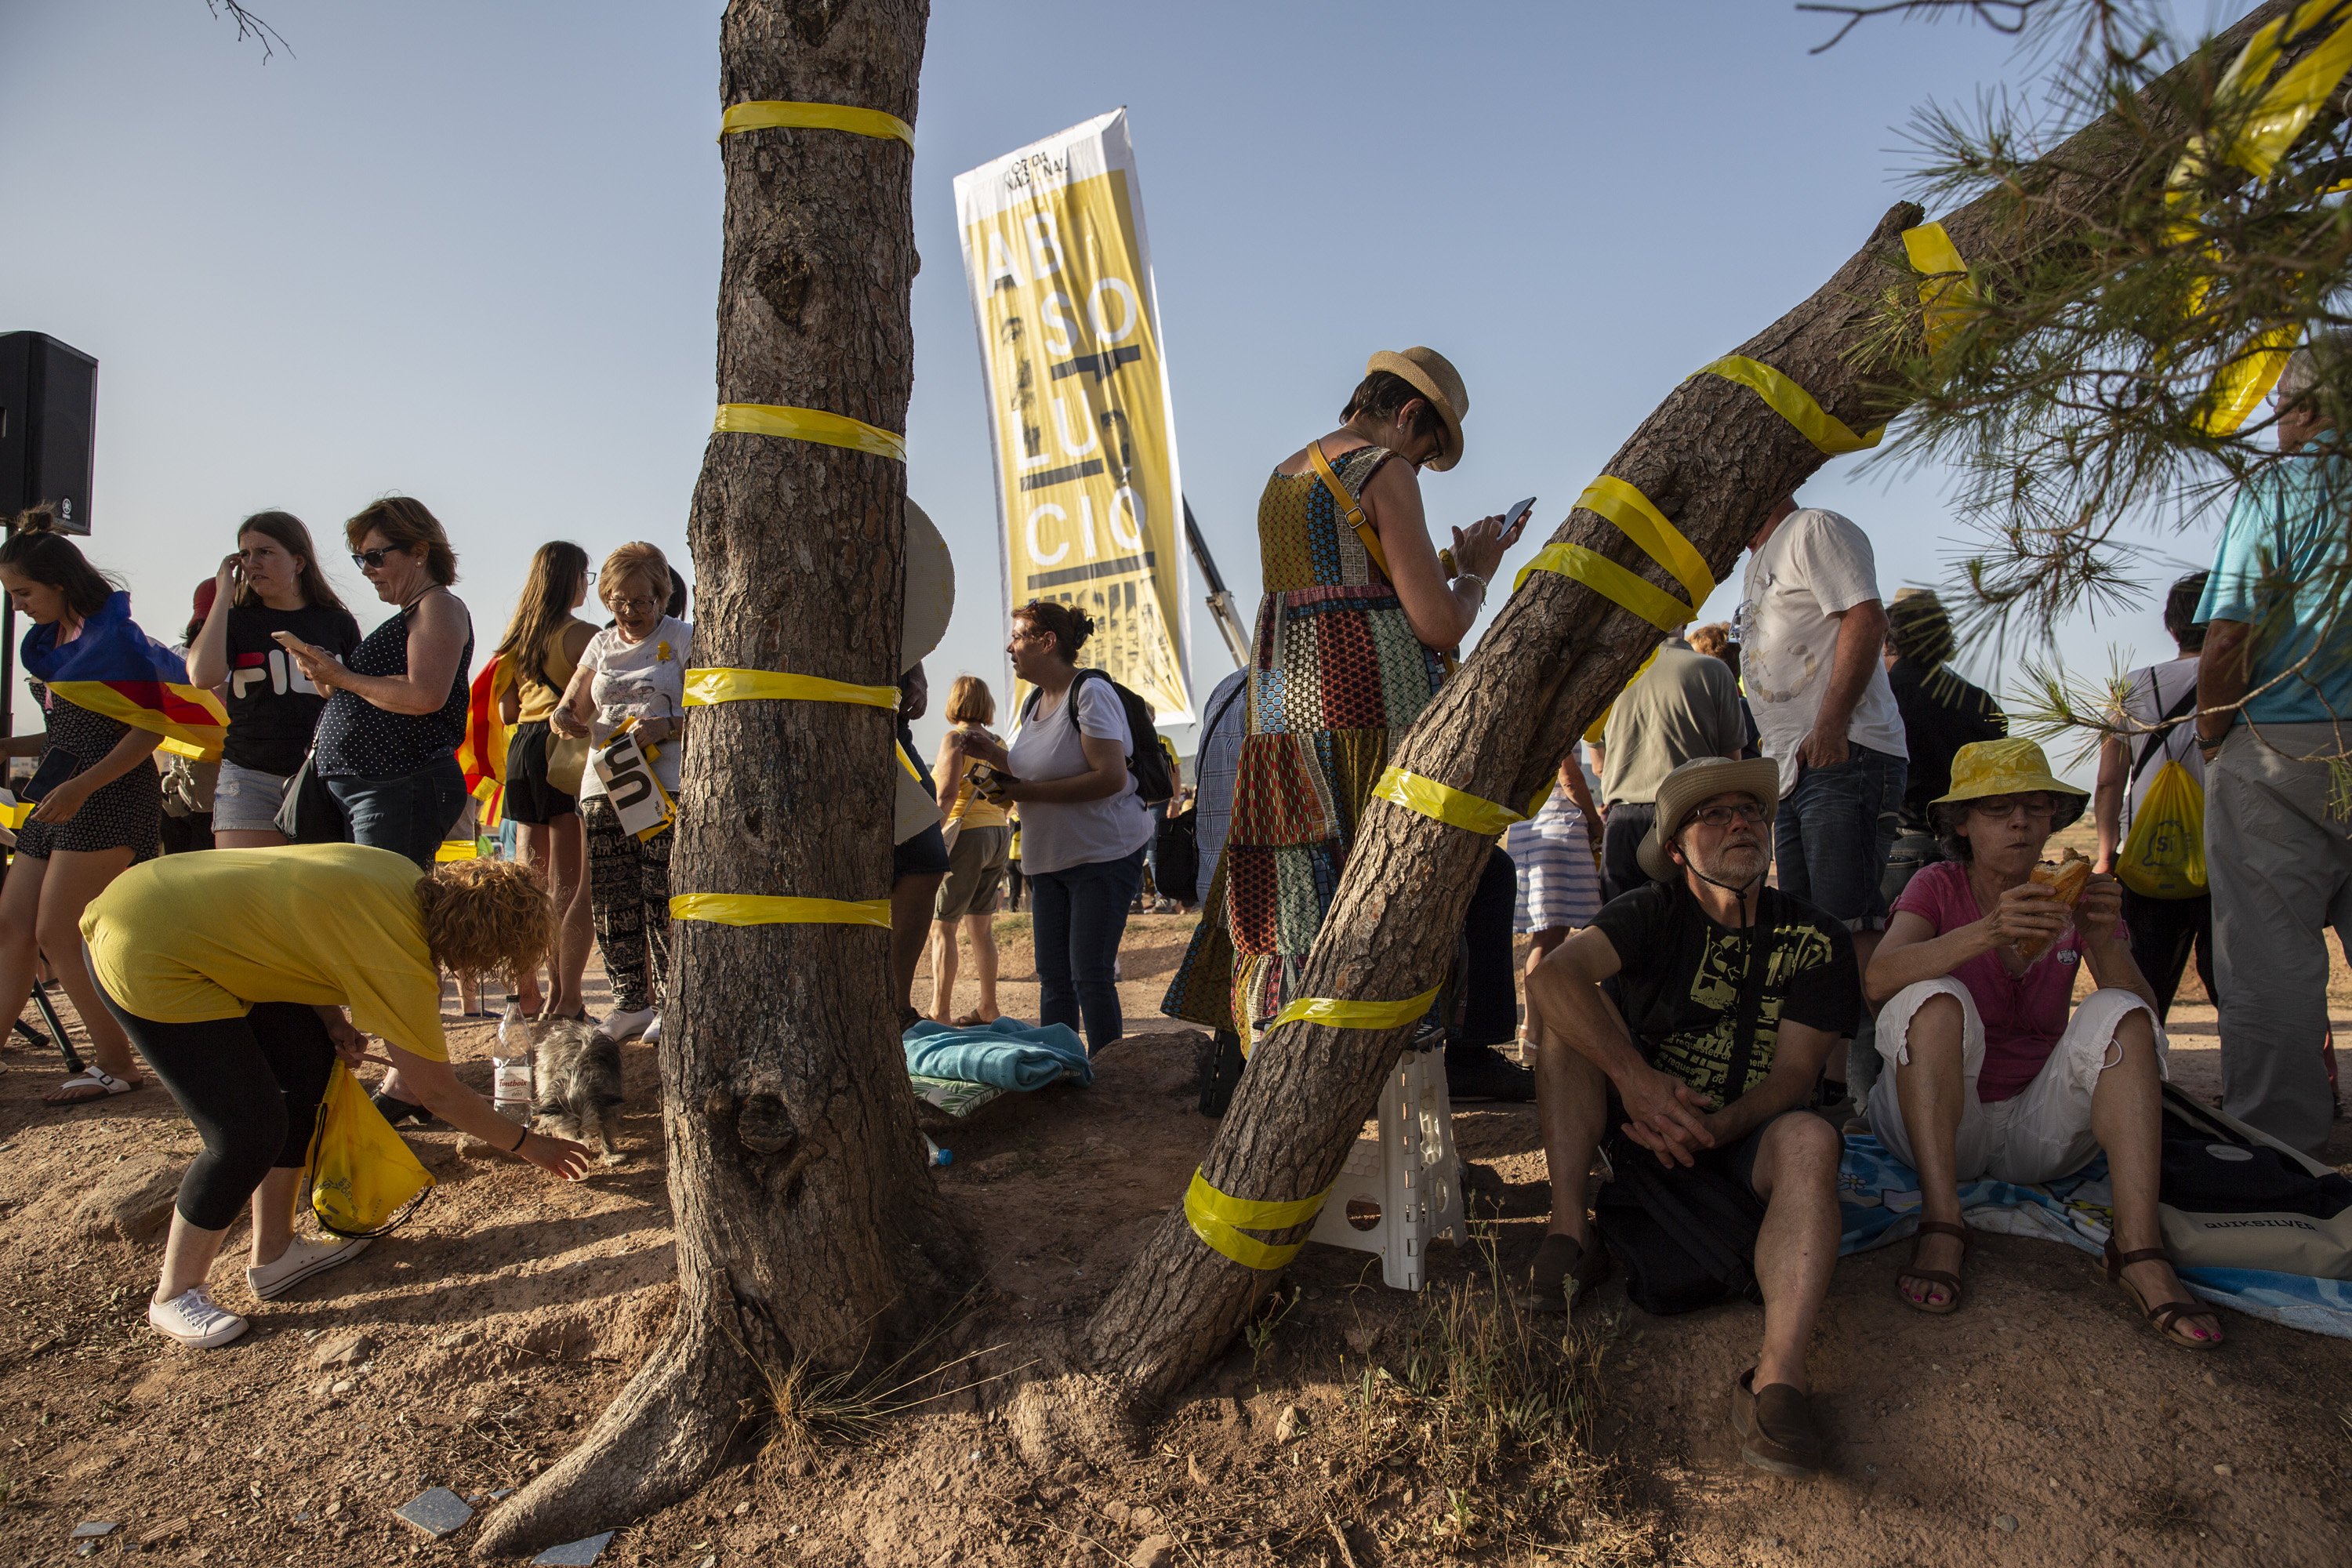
[1501, 496, 1537, 546]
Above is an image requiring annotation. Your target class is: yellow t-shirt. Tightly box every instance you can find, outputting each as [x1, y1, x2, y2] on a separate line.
[82, 843, 450, 1062]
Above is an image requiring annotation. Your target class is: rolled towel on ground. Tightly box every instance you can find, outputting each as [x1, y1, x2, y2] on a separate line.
[902, 1017, 1093, 1091]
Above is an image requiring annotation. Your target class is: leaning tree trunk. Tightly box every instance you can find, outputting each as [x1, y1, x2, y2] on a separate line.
[1086, 0, 2298, 1403]
[477, 1, 956, 1555]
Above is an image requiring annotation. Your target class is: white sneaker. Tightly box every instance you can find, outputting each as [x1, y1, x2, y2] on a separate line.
[149, 1286, 249, 1348]
[246, 1234, 373, 1301]
[601, 1005, 656, 1040]
[641, 1011, 662, 1045]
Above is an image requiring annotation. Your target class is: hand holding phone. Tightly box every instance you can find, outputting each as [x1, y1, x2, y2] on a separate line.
[1500, 496, 1536, 546]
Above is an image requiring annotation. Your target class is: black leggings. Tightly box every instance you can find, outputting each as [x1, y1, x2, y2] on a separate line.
[1454, 846, 1520, 1051]
[102, 999, 336, 1231]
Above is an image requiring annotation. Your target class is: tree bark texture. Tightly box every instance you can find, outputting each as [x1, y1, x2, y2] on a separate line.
[1087, 0, 2295, 1405]
[477, 0, 953, 1554]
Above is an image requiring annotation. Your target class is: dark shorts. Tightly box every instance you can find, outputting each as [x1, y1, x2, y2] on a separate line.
[894, 822, 950, 884]
[1606, 1100, 1830, 1200]
[503, 720, 577, 826]
[1773, 744, 1907, 931]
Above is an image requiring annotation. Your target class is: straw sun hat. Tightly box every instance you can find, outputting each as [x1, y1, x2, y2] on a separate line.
[1365, 347, 1469, 471]
[1639, 755, 1784, 882]
[1932, 738, 2089, 833]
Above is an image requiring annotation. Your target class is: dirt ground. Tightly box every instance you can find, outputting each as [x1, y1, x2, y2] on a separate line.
[4, 890, 2352, 1567]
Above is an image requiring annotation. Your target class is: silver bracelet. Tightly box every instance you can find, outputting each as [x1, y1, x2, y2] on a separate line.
[1456, 570, 1489, 600]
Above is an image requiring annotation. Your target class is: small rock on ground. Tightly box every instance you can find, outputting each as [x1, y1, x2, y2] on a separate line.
[1275, 1404, 1307, 1443]
[311, 1330, 373, 1368]
[530, 1531, 615, 1566]
[1130, 1535, 1175, 1568]
[394, 1487, 473, 1539]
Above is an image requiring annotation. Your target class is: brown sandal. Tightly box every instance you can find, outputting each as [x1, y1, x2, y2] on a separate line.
[1897, 1219, 1970, 1314]
[2103, 1239, 2223, 1350]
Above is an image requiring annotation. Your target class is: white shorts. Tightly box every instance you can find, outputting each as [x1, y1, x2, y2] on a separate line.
[211, 760, 292, 835]
[1867, 978, 2165, 1186]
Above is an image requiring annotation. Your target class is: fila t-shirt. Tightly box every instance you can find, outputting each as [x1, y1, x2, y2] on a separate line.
[223, 601, 364, 775]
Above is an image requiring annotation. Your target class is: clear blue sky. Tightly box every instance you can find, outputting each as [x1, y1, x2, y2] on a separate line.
[2, 1, 2232, 778]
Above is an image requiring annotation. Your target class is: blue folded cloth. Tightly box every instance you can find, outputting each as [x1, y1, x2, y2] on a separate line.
[903, 1016, 1093, 1091]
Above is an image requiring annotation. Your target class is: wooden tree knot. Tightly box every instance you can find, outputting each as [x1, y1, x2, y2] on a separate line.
[738, 1092, 800, 1156]
[753, 245, 815, 329]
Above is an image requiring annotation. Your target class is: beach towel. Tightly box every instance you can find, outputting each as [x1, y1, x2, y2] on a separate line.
[903, 1016, 1093, 1092]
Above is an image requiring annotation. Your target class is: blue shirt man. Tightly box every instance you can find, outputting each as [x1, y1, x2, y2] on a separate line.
[2195, 453, 2352, 725]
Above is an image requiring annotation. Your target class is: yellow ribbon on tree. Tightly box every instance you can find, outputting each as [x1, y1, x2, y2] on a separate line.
[1693, 355, 1886, 455]
[1183, 1171, 1330, 1271]
[1902, 222, 1975, 352]
[684, 666, 901, 712]
[1371, 768, 1524, 835]
[1514, 476, 1715, 635]
[1268, 985, 1442, 1033]
[670, 893, 893, 929]
[713, 403, 906, 463]
[719, 100, 914, 148]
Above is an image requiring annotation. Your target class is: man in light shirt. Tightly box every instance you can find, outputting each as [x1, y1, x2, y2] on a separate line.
[1740, 495, 1907, 1105]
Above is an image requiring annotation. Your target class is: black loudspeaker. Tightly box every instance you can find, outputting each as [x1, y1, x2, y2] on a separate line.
[0, 332, 97, 535]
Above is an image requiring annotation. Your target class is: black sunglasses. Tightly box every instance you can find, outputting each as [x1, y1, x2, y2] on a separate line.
[351, 546, 403, 569]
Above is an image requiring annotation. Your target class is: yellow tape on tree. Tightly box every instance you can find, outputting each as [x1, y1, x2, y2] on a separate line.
[719, 100, 915, 147]
[1902, 222, 1975, 353]
[684, 666, 901, 711]
[1183, 1170, 1330, 1271]
[1694, 356, 1886, 456]
[713, 403, 906, 463]
[670, 894, 893, 929]
[1268, 985, 1441, 1032]
[1371, 768, 1524, 835]
[1514, 544, 1692, 631]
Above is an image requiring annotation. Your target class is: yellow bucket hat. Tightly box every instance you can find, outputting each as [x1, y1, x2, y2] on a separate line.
[1933, 738, 2089, 831]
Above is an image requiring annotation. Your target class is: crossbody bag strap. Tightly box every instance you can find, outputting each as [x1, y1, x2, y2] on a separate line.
[1717, 891, 1774, 1104]
[1306, 439, 1395, 585]
[2131, 681, 2202, 786]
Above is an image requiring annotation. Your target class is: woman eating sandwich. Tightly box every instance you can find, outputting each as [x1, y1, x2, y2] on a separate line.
[1863, 739, 2222, 1348]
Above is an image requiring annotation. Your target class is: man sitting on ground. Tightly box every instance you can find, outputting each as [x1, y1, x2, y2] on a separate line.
[1524, 756, 1855, 1475]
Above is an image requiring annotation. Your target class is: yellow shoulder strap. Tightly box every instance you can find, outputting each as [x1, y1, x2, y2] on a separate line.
[1307, 440, 1394, 584]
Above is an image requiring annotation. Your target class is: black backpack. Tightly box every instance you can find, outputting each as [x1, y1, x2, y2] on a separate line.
[1024, 669, 1174, 803]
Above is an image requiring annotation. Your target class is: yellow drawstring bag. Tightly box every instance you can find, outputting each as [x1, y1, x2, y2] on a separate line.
[303, 1062, 434, 1237]
[2116, 757, 2209, 900]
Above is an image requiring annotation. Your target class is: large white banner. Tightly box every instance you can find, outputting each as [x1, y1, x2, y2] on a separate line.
[953, 109, 1191, 721]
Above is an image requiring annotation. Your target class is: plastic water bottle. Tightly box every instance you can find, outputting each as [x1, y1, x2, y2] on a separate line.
[924, 1133, 953, 1168]
[492, 1004, 532, 1122]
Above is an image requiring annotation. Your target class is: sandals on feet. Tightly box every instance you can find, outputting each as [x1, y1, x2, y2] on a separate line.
[45, 1067, 142, 1105]
[2104, 1239, 2223, 1350]
[1898, 1219, 1970, 1314]
[1518, 1230, 1610, 1314]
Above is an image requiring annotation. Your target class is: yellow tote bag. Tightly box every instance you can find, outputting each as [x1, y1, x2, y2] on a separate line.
[2116, 757, 2209, 900]
[303, 1062, 435, 1237]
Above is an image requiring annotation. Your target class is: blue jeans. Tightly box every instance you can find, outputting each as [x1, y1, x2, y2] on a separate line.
[1775, 743, 1905, 1095]
[1031, 848, 1145, 1053]
[325, 755, 468, 871]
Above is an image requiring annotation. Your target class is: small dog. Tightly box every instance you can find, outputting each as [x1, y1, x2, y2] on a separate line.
[530, 1018, 626, 1164]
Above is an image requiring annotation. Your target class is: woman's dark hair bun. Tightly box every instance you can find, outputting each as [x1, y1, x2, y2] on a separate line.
[9, 505, 57, 535]
[1014, 599, 1095, 659]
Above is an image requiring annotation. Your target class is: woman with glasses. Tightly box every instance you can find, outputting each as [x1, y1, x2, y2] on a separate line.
[1160, 347, 1523, 1062]
[1864, 739, 2222, 1347]
[550, 543, 689, 1042]
[186, 511, 362, 848]
[279, 498, 474, 870]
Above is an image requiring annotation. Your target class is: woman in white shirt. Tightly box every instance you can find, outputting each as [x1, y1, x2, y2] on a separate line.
[551, 543, 691, 1043]
[957, 601, 1152, 1051]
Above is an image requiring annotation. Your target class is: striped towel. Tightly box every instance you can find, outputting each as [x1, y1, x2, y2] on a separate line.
[1504, 794, 1603, 935]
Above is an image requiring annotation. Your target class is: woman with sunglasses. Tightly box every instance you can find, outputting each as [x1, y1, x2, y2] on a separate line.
[1864, 739, 2222, 1348]
[1160, 347, 1521, 1062]
[186, 511, 362, 848]
[278, 498, 474, 870]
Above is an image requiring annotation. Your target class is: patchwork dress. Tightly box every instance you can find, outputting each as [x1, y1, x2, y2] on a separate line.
[1163, 443, 1446, 1050]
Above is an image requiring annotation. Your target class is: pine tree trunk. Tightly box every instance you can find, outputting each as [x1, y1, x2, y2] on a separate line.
[476, 0, 953, 1554]
[1084, 0, 2293, 1405]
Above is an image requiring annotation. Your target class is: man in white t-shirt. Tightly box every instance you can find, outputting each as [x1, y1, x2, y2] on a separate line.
[2092, 572, 2213, 1020]
[1740, 496, 1908, 1102]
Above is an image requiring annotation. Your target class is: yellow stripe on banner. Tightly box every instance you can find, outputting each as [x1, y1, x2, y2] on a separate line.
[1372, 768, 1525, 835]
[683, 666, 901, 711]
[1514, 543, 1692, 630]
[719, 100, 914, 148]
[713, 404, 906, 463]
[1695, 356, 1886, 456]
[670, 893, 893, 929]
[1183, 1170, 1330, 1271]
[1902, 222, 1975, 352]
[1269, 985, 1442, 1033]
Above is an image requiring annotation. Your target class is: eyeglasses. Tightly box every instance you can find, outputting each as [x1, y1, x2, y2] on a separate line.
[351, 546, 401, 569]
[608, 595, 659, 613]
[1690, 801, 1768, 829]
[1966, 793, 2058, 821]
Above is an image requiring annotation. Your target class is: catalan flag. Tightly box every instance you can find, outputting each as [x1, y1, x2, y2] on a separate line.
[22, 591, 228, 760]
[456, 655, 509, 829]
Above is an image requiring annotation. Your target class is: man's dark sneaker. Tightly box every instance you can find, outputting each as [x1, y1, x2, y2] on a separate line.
[1733, 1367, 1823, 1476]
[371, 1091, 433, 1128]
[1446, 1046, 1535, 1102]
[1517, 1230, 1609, 1314]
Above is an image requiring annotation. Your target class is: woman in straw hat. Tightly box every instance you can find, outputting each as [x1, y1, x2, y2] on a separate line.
[1865, 739, 2222, 1347]
[1162, 348, 1524, 1073]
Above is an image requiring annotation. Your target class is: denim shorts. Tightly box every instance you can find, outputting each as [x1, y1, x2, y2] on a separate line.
[212, 760, 292, 834]
[1773, 744, 1907, 931]
[323, 755, 468, 870]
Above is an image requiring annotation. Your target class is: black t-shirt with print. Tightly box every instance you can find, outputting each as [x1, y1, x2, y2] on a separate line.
[1590, 880, 1859, 1105]
[222, 601, 365, 775]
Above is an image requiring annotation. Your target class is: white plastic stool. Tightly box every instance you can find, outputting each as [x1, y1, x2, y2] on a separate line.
[1308, 1048, 1462, 1290]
